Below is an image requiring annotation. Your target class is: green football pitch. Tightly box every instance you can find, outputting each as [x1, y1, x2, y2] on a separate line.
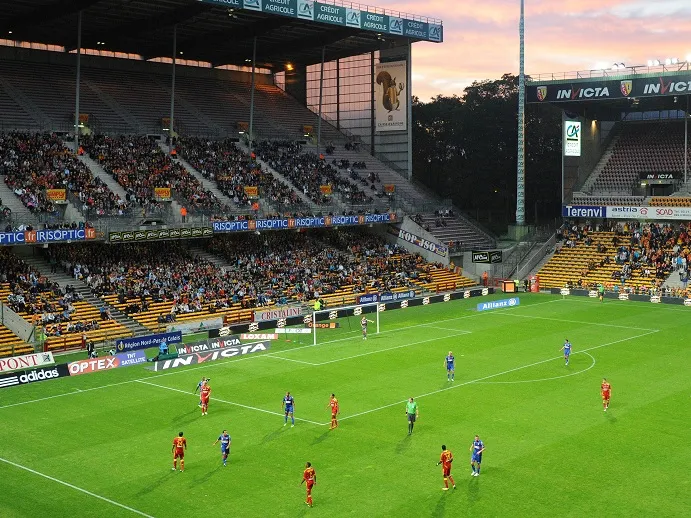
[0, 293, 689, 518]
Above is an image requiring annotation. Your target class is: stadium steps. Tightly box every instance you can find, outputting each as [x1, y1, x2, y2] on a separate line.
[158, 143, 240, 211]
[0, 180, 42, 227]
[0, 76, 52, 129]
[82, 80, 140, 133]
[12, 248, 146, 340]
[235, 140, 315, 207]
[75, 154, 129, 201]
[151, 76, 225, 137]
[187, 246, 233, 270]
[419, 214, 495, 251]
[662, 270, 688, 290]
[581, 134, 620, 193]
[0, 82, 41, 131]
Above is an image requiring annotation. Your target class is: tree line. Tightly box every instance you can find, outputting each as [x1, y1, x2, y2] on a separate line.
[412, 74, 562, 233]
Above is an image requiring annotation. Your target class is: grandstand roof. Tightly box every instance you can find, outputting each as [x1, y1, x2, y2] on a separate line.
[0, 0, 441, 69]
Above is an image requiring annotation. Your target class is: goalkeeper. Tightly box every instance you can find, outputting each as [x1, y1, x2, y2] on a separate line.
[361, 316, 374, 340]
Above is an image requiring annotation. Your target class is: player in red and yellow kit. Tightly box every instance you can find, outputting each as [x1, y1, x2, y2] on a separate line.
[436, 445, 456, 490]
[327, 393, 339, 430]
[301, 462, 317, 507]
[200, 382, 211, 416]
[601, 378, 611, 411]
[172, 431, 187, 472]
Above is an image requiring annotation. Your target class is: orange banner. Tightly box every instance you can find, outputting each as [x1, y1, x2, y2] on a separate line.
[383, 184, 396, 193]
[154, 187, 171, 200]
[243, 186, 259, 198]
[78, 113, 89, 124]
[320, 185, 332, 196]
[46, 189, 67, 203]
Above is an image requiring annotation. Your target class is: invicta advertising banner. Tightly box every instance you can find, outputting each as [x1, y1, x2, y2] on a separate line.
[375, 61, 407, 132]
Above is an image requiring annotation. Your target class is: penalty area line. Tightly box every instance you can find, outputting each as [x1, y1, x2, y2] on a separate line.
[136, 380, 327, 426]
[0, 456, 154, 517]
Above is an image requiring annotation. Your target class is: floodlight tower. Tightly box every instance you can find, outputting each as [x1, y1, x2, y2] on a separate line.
[516, 0, 526, 227]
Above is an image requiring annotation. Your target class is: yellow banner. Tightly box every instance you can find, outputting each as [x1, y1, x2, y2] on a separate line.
[243, 186, 259, 198]
[154, 187, 171, 200]
[46, 189, 67, 203]
[383, 184, 396, 193]
[320, 185, 332, 196]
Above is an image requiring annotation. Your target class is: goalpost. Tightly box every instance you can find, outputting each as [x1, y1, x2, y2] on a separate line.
[311, 301, 381, 346]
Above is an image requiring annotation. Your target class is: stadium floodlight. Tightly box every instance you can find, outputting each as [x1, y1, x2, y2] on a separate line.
[285, 63, 294, 71]
[665, 57, 678, 65]
[648, 59, 661, 66]
[686, 54, 691, 63]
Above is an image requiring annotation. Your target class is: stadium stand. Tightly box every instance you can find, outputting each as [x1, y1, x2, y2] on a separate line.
[538, 222, 690, 295]
[176, 137, 306, 212]
[414, 211, 496, 251]
[570, 195, 645, 207]
[0, 132, 129, 217]
[587, 121, 690, 194]
[44, 231, 473, 331]
[0, 248, 130, 351]
[81, 134, 229, 217]
[255, 141, 374, 206]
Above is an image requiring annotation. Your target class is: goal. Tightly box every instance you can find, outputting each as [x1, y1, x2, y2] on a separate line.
[311, 301, 381, 346]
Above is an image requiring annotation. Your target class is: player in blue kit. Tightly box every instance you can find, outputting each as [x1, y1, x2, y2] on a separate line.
[444, 351, 455, 382]
[282, 391, 295, 427]
[470, 435, 485, 476]
[213, 430, 231, 466]
[560, 339, 572, 366]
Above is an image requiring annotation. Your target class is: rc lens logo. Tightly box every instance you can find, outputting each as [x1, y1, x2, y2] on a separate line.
[328, 311, 338, 320]
[276, 318, 287, 328]
[400, 300, 408, 309]
[463, 291, 471, 299]
[248, 322, 259, 332]
[443, 294, 451, 302]
[378, 304, 386, 312]
[422, 297, 430, 305]
[536, 86, 547, 101]
[620, 80, 632, 97]
[353, 306, 363, 316]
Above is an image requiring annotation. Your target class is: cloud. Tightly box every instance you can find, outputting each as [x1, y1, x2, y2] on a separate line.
[368, 0, 691, 99]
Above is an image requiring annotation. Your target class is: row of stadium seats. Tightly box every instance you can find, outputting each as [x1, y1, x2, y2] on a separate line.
[0, 324, 32, 358]
[593, 121, 690, 193]
[539, 223, 690, 291]
[255, 141, 373, 206]
[570, 196, 645, 207]
[176, 137, 305, 211]
[0, 59, 340, 141]
[0, 132, 127, 216]
[81, 134, 228, 216]
[649, 196, 691, 207]
[0, 252, 132, 352]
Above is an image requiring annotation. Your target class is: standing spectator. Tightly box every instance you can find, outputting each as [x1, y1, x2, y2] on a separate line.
[180, 206, 187, 223]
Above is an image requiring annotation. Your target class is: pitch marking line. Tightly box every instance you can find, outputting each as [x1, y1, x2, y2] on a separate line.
[136, 380, 326, 426]
[338, 330, 659, 423]
[312, 331, 472, 366]
[476, 352, 597, 384]
[264, 354, 319, 366]
[0, 297, 635, 411]
[0, 456, 155, 517]
[493, 312, 658, 331]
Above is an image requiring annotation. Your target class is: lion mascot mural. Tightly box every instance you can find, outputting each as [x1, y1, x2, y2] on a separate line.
[376, 71, 405, 112]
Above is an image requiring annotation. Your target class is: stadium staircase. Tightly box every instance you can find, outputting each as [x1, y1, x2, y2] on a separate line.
[12, 247, 147, 342]
[0, 181, 41, 228]
[580, 134, 621, 194]
[156, 141, 239, 211]
[82, 80, 142, 134]
[418, 213, 495, 251]
[75, 153, 129, 201]
[0, 76, 52, 130]
[235, 140, 315, 207]
[0, 81, 38, 131]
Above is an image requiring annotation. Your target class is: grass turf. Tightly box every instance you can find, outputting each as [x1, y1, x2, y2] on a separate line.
[0, 293, 688, 517]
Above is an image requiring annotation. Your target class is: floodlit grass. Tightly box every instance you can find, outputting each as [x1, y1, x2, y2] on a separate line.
[0, 294, 689, 517]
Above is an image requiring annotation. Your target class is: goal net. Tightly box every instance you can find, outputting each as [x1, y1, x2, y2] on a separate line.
[311, 302, 381, 346]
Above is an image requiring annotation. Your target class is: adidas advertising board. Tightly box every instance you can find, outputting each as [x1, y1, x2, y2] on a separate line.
[0, 364, 70, 390]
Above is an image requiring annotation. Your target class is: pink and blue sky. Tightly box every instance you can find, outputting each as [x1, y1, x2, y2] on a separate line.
[375, 0, 691, 100]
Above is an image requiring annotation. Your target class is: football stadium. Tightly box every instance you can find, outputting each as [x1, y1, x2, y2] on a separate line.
[0, 1, 689, 517]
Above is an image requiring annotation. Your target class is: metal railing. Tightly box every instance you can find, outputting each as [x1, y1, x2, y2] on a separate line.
[528, 61, 691, 83]
[516, 234, 557, 280]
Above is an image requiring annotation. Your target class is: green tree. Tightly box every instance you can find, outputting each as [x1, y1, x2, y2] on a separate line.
[412, 74, 561, 233]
